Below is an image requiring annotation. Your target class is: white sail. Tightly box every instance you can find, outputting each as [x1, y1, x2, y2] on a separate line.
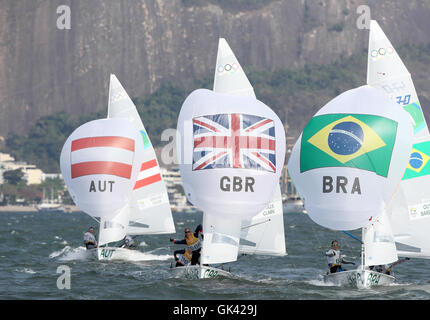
[367, 21, 430, 258]
[363, 210, 398, 266]
[367, 20, 429, 137]
[201, 213, 242, 264]
[287, 86, 413, 231]
[213, 38, 286, 257]
[60, 118, 144, 219]
[213, 38, 256, 98]
[107, 75, 175, 235]
[239, 186, 286, 256]
[98, 204, 131, 246]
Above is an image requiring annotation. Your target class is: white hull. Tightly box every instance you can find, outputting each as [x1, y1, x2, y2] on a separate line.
[170, 265, 234, 280]
[323, 269, 395, 288]
[97, 247, 134, 261]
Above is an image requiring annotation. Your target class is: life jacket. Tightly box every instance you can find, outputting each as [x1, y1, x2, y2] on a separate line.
[186, 233, 201, 251]
[83, 232, 97, 246]
[326, 249, 341, 266]
[178, 250, 192, 266]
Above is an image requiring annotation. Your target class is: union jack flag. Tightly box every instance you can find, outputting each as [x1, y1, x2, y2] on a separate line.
[193, 113, 276, 172]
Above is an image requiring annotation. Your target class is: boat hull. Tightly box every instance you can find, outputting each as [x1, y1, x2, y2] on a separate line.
[323, 269, 395, 288]
[97, 247, 133, 261]
[171, 265, 234, 280]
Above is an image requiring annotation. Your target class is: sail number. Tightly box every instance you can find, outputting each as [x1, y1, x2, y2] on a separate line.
[89, 180, 115, 192]
[220, 176, 255, 192]
[100, 249, 114, 259]
[204, 269, 219, 278]
[396, 94, 411, 106]
[322, 176, 361, 194]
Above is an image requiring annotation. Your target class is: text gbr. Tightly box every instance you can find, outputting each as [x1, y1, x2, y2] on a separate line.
[220, 176, 255, 192]
[322, 176, 361, 194]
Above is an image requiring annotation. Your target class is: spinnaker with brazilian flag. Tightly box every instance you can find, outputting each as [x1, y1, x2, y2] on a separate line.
[288, 85, 413, 231]
[300, 113, 398, 177]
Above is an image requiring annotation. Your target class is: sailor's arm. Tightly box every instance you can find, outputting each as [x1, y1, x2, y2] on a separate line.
[341, 255, 355, 265]
[194, 224, 203, 238]
[170, 238, 186, 245]
[325, 249, 335, 257]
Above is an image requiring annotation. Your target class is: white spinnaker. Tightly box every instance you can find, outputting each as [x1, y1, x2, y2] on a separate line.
[367, 21, 430, 258]
[60, 118, 144, 219]
[287, 86, 413, 231]
[213, 38, 256, 98]
[213, 38, 286, 257]
[98, 204, 131, 246]
[239, 186, 286, 256]
[363, 210, 398, 266]
[108, 75, 175, 235]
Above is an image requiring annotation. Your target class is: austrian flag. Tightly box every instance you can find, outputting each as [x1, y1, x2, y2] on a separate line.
[192, 113, 276, 172]
[71, 136, 135, 179]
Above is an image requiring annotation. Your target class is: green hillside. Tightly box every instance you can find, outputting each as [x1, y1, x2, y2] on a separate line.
[2, 43, 429, 173]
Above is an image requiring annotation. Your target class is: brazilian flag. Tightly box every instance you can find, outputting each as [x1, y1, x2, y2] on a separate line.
[300, 114, 398, 177]
[403, 141, 430, 180]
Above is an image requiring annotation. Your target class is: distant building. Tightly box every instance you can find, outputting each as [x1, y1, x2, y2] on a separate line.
[0, 152, 45, 185]
[41, 173, 63, 181]
[0, 152, 14, 162]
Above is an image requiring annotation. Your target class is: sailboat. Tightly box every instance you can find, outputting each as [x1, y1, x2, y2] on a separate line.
[367, 21, 430, 262]
[174, 40, 286, 279]
[96, 75, 176, 260]
[60, 118, 145, 258]
[213, 38, 286, 258]
[287, 85, 414, 288]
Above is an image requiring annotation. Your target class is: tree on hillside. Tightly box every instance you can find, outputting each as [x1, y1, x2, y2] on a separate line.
[3, 168, 25, 186]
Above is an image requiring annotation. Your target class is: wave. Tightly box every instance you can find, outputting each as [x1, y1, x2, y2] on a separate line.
[49, 246, 94, 261]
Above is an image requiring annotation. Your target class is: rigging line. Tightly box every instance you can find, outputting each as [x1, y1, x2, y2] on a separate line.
[342, 230, 363, 244]
[310, 224, 327, 270]
[241, 219, 271, 230]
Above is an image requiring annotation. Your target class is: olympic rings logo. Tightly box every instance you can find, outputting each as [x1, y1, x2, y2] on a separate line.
[370, 46, 395, 58]
[217, 62, 240, 74]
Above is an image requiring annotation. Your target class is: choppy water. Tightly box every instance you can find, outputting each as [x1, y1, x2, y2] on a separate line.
[1, 210, 430, 300]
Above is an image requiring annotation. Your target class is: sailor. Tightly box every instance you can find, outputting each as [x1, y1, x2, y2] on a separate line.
[174, 248, 193, 267]
[119, 235, 136, 249]
[83, 226, 98, 250]
[325, 240, 355, 273]
[170, 224, 203, 265]
[370, 257, 410, 275]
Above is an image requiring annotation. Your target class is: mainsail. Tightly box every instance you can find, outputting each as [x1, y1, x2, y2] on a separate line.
[107, 75, 175, 235]
[367, 20, 430, 258]
[362, 210, 398, 266]
[212, 38, 286, 257]
[240, 187, 286, 256]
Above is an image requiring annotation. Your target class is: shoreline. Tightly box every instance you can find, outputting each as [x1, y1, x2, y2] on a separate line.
[0, 205, 81, 212]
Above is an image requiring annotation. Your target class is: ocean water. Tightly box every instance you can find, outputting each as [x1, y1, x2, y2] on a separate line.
[1, 210, 430, 301]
